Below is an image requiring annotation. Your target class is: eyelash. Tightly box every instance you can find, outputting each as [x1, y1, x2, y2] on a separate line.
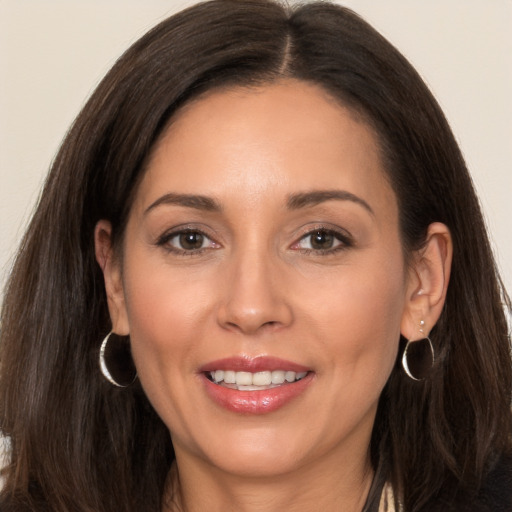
[292, 227, 353, 256]
[155, 226, 353, 257]
[156, 228, 217, 256]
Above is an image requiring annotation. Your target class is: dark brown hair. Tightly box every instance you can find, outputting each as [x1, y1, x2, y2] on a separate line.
[1, 1, 510, 510]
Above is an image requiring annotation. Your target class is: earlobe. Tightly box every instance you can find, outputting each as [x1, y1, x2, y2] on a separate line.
[94, 220, 130, 336]
[401, 222, 453, 341]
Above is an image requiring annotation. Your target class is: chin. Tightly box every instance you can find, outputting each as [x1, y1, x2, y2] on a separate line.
[172, 420, 314, 478]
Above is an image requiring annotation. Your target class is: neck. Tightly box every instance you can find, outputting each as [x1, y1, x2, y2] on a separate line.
[163, 449, 374, 512]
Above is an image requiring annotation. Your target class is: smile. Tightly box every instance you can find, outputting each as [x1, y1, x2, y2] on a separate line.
[200, 357, 314, 414]
[207, 370, 309, 390]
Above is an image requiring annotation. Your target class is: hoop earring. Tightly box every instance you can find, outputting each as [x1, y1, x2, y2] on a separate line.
[99, 332, 137, 387]
[402, 321, 435, 381]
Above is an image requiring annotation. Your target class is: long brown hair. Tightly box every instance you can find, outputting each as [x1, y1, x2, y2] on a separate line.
[1, 1, 510, 510]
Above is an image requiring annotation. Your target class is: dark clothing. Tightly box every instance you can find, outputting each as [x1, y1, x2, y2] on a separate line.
[426, 454, 512, 511]
[363, 454, 512, 512]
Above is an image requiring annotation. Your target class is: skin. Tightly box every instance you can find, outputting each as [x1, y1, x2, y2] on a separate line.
[95, 80, 452, 511]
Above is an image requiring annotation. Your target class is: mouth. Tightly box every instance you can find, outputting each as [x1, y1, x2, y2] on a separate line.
[200, 357, 314, 414]
[206, 369, 309, 390]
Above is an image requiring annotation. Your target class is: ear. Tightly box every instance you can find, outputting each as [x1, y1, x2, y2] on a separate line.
[401, 222, 453, 340]
[94, 220, 130, 336]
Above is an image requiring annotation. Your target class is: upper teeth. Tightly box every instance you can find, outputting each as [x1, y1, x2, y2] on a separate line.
[210, 370, 307, 386]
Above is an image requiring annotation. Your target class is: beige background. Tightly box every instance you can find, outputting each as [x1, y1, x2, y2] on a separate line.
[1, 0, 511, 297]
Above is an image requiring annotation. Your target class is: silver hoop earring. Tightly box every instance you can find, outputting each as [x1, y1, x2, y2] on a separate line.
[402, 336, 435, 381]
[99, 332, 137, 387]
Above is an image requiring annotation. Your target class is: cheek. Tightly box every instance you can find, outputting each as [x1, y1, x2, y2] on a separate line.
[303, 255, 406, 381]
[120, 263, 215, 435]
[120, 255, 212, 382]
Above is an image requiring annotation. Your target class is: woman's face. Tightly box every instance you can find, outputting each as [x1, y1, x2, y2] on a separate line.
[107, 81, 415, 478]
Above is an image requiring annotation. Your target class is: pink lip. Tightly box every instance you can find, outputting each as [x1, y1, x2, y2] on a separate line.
[199, 356, 310, 373]
[199, 356, 314, 414]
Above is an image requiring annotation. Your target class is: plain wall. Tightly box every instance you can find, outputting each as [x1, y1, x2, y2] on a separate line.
[1, 0, 511, 297]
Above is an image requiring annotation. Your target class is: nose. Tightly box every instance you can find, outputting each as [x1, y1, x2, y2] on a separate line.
[216, 247, 293, 335]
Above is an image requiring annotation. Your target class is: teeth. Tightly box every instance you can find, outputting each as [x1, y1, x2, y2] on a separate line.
[236, 371, 253, 386]
[271, 370, 285, 384]
[223, 370, 236, 384]
[253, 371, 272, 386]
[238, 385, 278, 391]
[208, 370, 308, 388]
[285, 371, 296, 382]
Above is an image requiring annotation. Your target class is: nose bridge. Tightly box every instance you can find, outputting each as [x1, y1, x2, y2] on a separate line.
[217, 237, 292, 334]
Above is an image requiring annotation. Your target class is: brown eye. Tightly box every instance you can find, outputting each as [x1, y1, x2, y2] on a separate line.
[179, 232, 205, 250]
[159, 229, 217, 253]
[309, 230, 335, 250]
[293, 228, 349, 254]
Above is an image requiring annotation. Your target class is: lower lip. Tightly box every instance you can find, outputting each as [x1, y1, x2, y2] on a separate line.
[202, 373, 314, 414]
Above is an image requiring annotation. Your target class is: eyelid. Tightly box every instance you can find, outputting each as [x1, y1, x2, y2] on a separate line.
[154, 223, 353, 256]
[155, 225, 221, 254]
[290, 224, 354, 252]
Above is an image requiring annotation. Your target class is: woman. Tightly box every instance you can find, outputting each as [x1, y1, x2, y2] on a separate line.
[0, 0, 511, 510]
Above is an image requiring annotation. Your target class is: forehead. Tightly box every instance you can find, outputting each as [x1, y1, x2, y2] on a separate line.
[135, 80, 395, 218]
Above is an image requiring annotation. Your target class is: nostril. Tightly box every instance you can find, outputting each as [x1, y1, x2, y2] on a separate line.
[217, 297, 293, 334]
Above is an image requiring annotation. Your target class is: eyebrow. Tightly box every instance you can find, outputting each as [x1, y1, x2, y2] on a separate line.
[286, 190, 375, 215]
[144, 189, 374, 216]
[144, 193, 222, 215]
